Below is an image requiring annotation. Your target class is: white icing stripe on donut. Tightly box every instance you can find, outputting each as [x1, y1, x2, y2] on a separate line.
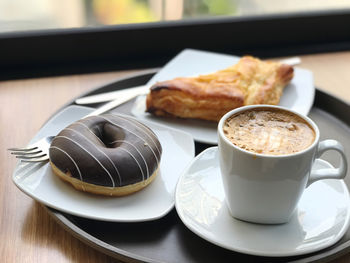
[73, 122, 104, 146]
[105, 114, 161, 156]
[102, 114, 161, 154]
[108, 140, 150, 179]
[97, 116, 160, 165]
[115, 115, 161, 154]
[118, 147, 145, 182]
[63, 128, 123, 186]
[53, 136, 116, 187]
[49, 146, 83, 181]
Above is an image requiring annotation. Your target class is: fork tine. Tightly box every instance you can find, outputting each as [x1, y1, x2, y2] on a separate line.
[9, 136, 55, 163]
[20, 156, 49, 163]
[11, 149, 42, 155]
[16, 153, 47, 160]
[8, 146, 38, 152]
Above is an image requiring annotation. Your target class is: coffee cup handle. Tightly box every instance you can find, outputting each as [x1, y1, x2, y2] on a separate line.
[307, 139, 348, 187]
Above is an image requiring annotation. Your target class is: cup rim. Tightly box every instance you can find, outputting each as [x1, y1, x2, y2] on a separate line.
[218, 105, 320, 158]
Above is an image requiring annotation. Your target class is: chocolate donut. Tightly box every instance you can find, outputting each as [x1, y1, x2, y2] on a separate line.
[49, 114, 162, 196]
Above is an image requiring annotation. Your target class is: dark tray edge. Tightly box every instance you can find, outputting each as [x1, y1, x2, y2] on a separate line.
[46, 207, 154, 263]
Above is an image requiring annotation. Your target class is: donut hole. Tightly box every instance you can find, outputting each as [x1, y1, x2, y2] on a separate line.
[96, 122, 126, 148]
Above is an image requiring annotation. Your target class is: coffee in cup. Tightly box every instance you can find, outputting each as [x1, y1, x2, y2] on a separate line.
[223, 107, 315, 155]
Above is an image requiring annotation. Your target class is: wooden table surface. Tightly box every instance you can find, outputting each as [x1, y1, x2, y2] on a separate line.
[1, 51, 350, 263]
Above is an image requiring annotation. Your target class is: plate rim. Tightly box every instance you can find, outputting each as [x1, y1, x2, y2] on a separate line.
[175, 146, 350, 257]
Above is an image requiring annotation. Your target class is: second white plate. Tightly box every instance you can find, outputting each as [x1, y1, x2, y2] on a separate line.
[131, 49, 314, 144]
[13, 105, 195, 222]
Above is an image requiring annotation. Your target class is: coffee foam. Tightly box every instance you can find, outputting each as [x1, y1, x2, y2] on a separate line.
[223, 108, 315, 155]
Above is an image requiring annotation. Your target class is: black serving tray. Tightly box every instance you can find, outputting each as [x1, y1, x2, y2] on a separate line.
[46, 70, 350, 263]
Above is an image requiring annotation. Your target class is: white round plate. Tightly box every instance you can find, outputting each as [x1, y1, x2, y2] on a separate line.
[175, 147, 350, 257]
[13, 105, 195, 222]
[131, 49, 314, 145]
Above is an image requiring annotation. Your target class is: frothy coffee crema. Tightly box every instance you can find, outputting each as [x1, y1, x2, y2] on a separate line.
[223, 108, 316, 155]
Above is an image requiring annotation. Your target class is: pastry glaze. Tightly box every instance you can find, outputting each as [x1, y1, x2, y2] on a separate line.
[146, 56, 294, 122]
[49, 114, 162, 196]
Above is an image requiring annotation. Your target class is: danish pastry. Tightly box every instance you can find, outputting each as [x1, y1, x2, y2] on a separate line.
[146, 56, 294, 122]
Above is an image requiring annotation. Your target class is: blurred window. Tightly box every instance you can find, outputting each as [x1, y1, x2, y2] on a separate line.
[0, 0, 349, 33]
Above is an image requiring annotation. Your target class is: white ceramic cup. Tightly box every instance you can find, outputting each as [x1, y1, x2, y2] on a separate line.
[218, 105, 348, 224]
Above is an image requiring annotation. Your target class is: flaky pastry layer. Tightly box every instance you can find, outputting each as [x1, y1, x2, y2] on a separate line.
[146, 56, 294, 122]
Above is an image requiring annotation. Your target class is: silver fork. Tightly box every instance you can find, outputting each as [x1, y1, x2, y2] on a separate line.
[8, 92, 136, 162]
[8, 136, 55, 162]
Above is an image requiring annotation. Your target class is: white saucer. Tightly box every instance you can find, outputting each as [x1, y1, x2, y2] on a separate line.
[175, 147, 350, 257]
[131, 49, 314, 144]
[13, 105, 195, 222]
